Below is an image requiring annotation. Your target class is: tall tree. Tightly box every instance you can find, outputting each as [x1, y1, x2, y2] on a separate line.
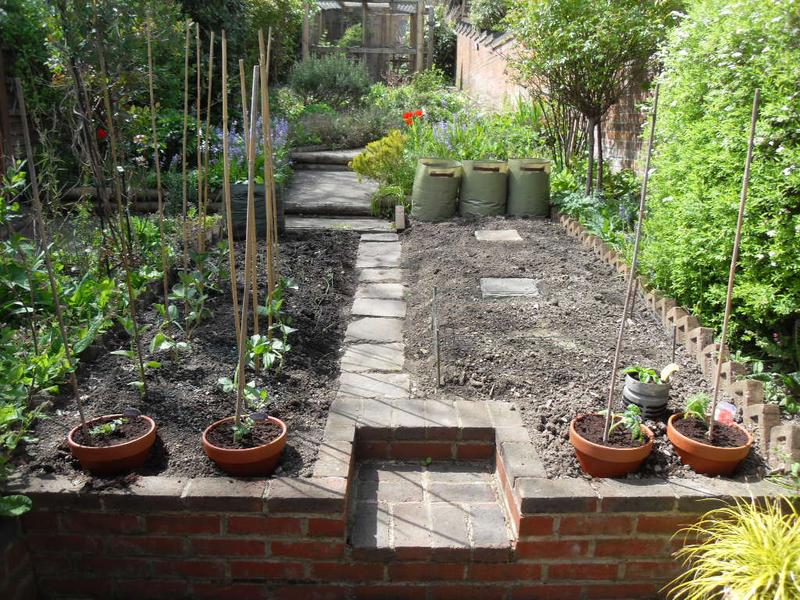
[507, 0, 680, 193]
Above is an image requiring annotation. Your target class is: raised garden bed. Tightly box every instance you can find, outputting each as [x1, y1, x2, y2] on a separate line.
[401, 218, 768, 480]
[16, 230, 359, 480]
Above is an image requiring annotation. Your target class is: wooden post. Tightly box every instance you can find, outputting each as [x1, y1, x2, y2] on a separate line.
[426, 4, 434, 69]
[415, 0, 424, 72]
[302, 3, 311, 61]
[602, 85, 660, 442]
[708, 89, 760, 440]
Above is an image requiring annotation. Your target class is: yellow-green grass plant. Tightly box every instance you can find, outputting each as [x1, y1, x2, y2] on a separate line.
[667, 497, 800, 600]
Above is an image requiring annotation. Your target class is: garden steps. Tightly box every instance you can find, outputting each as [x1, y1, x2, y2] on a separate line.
[285, 216, 391, 232]
[284, 171, 376, 217]
[291, 148, 364, 168]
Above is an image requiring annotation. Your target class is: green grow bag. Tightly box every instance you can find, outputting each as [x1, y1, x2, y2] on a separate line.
[410, 158, 462, 222]
[459, 160, 509, 217]
[507, 158, 551, 217]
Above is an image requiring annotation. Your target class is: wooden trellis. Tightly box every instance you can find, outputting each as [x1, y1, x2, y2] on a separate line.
[302, 1, 433, 77]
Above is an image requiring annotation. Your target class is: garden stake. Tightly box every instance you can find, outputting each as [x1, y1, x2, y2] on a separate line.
[708, 89, 760, 441]
[432, 287, 442, 387]
[671, 326, 677, 363]
[221, 31, 241, 342]
[16, 79, 87, 435]
[258, 28, 276, 333]
[234, 66, 261, 427]
[265, 29, 279, 258]
[90, 23, 149, 396]
[195, 23, 203, 252]
[146, 22, 170, 312]
[602, 84, 660, 443]
[200, 31, 216, 251]
[239, 59, 260, 339]
[180, 20, 191, 302]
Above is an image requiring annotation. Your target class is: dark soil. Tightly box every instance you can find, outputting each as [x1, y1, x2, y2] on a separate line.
[402, 217, 766, 480]
[72, 417, 151, 448]
[673, 417, 749, 448]
[575, 414, 648, 449]
[17, 230, 359, 480]
[206, 420, 283, 450]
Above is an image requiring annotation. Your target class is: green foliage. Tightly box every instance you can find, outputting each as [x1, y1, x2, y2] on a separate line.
[288, 54, 371, 108]
[430, 5, 456, 79]
[684, 393, 710, 421]
[350, 130, 413, 217]
[336, 23, 363, 48]
[290, 105, 394, 150]
[89, 417, 128, 437]
[600, 404, 644, 442]
[367, 68, 470, 124]
[623, 365, 661, 384]
[668, 497, 800, 600]
[641, 0, 800, 373]
[746, 360, 800, 416]
[245, 0, 305, 81]
[470, 0, 511, 32]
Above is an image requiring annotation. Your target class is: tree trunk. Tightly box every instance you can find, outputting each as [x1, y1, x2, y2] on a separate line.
[585, 118, 595, 196]
[597, 119, 604, 194]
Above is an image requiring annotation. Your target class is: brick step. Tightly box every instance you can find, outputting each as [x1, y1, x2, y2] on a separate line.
[348, 460, 515, 562]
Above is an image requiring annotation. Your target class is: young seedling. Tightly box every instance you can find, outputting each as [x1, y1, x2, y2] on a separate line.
[599, 404, 644, 442]
[218, 371, 270, 443]
[623, 363, 680, 384]
[112, 316, 161, 395]
[88, 408, 140, 438]
[684, 392, 711, 421]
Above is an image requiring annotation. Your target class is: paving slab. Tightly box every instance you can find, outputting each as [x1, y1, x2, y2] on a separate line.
[285, 170, 374, 216]
[392, 502, 431, 548]
[480, 277, 540, 298]
[352, 298, 407, 318]
[345, 317, 404, 343]
[285, 216, 392, 232]
[361, 233, 399, 242]
[430, 504, 469, 548]
[341, 343, 404, 373]
[469, 504, 513, 548]
[355, 283, 405, 300]
[359, 268, 405, 283]
[350, 501, 391, 548]
[356, 242, 401, 268]
[474, 229, 523, 242]
[338, 371, 410, 399]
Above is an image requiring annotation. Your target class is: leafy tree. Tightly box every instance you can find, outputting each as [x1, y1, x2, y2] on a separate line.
[507, 0, 680, 193]
[640, 0, 800, 372]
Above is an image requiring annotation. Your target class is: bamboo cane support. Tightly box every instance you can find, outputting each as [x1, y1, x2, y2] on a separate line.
[180, 20, 191, 293]
[708, 89, 760, 440]
[602, 85, 660, 443]
[200, 31, 215, 252]
[221, 31, 240, 342]
[16, 78, 87, 434]
[239, 60, 260, 338]
[258, 29, 276, 333]
[146, 23, 170, 312]
[195, 24, 203, 252]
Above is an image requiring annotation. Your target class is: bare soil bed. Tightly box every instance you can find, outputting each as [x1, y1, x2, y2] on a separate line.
[402, 218, 766, 480]
[17, 230, 359, 480]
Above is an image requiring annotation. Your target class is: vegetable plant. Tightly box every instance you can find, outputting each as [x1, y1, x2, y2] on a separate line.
[667, 497, 800, 599]
[111, 315, 160, 395]
[623, 363, 680, 384]
[598, 404, 643, 442]
[89, 417, 128, 437]
[684, 393, 710, 421]
[218, 370, 270, 444]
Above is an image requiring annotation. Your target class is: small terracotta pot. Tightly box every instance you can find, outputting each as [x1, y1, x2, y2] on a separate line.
[667, 413, 752, 475]
[67, 415, 156, 475]
[569, 415, 654, 478]
[202, 416, 287, 476]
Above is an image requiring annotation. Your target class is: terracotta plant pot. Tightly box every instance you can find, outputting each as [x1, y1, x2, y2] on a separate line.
[67, 415, 157, 475]
[569, 415, 654, 478]
[667, 413, 752, 475]
[202, 416, 287, 476]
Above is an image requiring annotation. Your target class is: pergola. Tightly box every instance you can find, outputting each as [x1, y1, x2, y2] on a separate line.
[301, 1, 433, 77]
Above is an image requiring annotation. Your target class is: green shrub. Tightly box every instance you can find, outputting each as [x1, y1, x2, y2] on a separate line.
[337, 23, 363, 48]
[367, 67, 470, 123]
[291, 105, 393, 150]
[288, 54, 371, 108]
[640, 0, 800, 369]
[350, 130, 414, 217]
[470, 0, 511, 32]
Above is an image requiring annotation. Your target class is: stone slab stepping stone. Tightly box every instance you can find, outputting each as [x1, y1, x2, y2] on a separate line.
[480, 278, 540, 298]
[339, 371, 410, 399]
[352, 298, 406, 318]
[355, 283, 405, 300]
[285, 171, 375, 216]
[341, 343, 404, 373]
[346, 317, 403, 343]
[356, 242, 401, 268]
[285, 216, 392, 233]
[474, 229, 523, 242]
[359, 268, 404, 283]
[361, 233, 399, 242]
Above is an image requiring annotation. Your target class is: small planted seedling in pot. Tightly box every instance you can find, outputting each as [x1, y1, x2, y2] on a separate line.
[622, 363, 679, 420]
[667, 392, 753, 475]
[569, 404, 655, 478]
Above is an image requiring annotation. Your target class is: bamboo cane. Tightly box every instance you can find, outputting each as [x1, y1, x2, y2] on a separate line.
[146, 22, 170, 312]
[200, 31, 215, 252]
[708, 89, 760, 440]
[16, 78, 87, 435]
[602, 85, 660, 443]
[235, 66, 261, 427]
[195, 24, 203, 252]
[91, 9, 148, 396]
[239, 60, 260, 339]
[180, 20, 191, 296]
[258, 29, 275, 334]
[221, 31, 240, 342]
[266, 29, 279, 257]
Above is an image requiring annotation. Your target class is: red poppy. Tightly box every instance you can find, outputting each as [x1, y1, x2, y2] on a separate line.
[403, 111, 413, 119]
[414, 109, 424, 118]
[97, 127, 108, 140]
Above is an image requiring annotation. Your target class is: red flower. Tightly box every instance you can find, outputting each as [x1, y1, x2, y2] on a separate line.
[97, 127, 108, 140]
[414, 109, 424, 118]
[402, 111, 413, 126]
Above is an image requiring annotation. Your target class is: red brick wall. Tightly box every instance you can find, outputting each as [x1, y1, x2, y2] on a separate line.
[0, 521, 36, 600]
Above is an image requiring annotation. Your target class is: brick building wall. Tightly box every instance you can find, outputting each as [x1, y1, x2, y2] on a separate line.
[454, 22, 647, 170]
